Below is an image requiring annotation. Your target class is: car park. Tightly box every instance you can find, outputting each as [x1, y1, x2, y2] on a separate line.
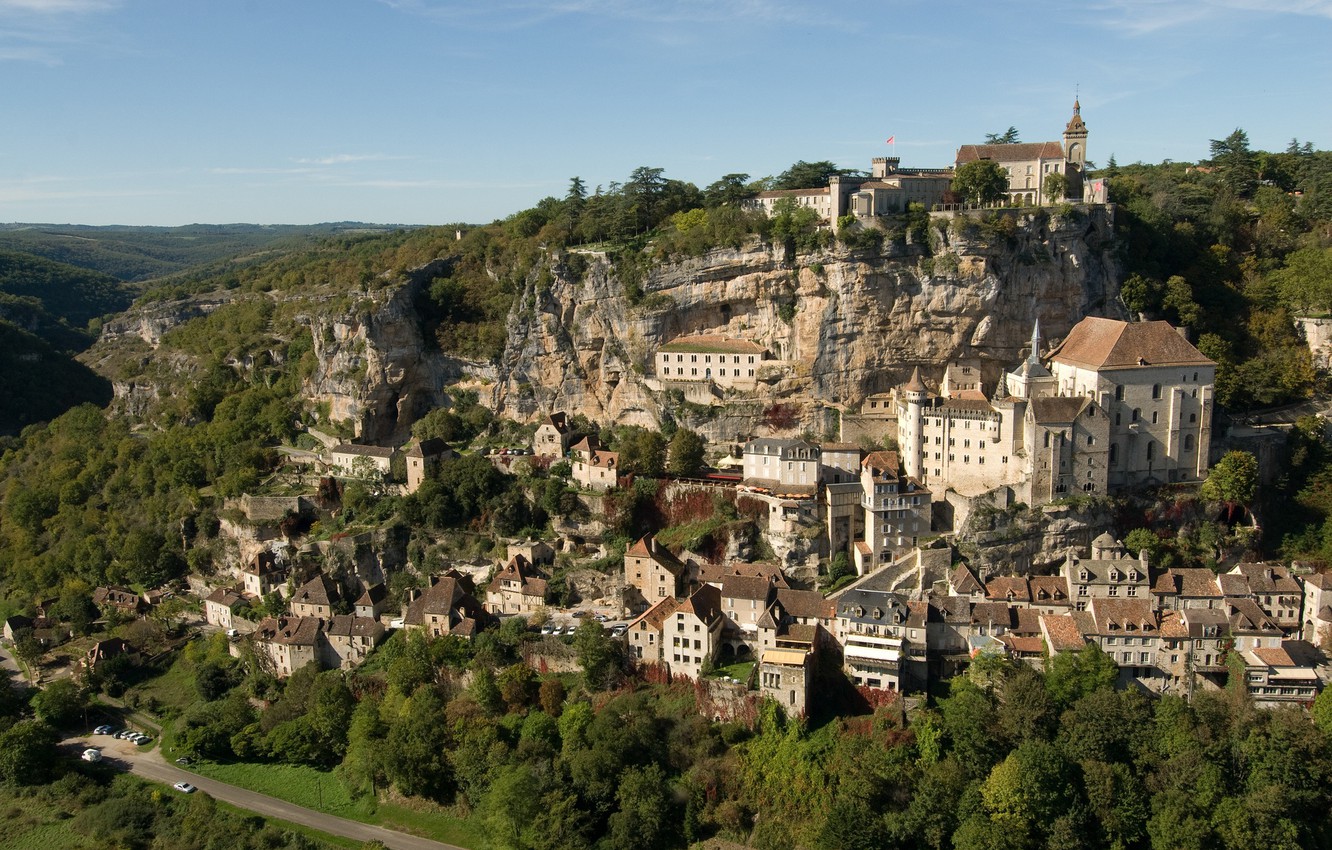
[173, 782, 197, 794]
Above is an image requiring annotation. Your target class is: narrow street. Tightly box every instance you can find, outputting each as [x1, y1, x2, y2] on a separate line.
[66, 734, 469, 850]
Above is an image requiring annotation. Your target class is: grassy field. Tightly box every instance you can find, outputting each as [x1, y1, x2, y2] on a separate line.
[190, 760, 483, 848]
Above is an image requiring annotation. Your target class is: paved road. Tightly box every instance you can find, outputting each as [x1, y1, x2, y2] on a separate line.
[67, 735, 468, 850]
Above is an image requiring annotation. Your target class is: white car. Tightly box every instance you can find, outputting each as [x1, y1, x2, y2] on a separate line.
[173, 782, 197, 794]
[81, 748, 101, 763]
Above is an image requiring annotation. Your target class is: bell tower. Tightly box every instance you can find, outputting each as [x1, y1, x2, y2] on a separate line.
[1063, 98, 1088, 167]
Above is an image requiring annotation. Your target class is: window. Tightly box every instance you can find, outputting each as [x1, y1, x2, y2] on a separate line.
[1152, 384, 1161, 399]
[1151, 411, 1159, 424]
[1132, 408, 1140, 422]
[1184, 434, 1194, 451]
[1115, 385, 1124, 401]
[1146, 442, 1155, 461]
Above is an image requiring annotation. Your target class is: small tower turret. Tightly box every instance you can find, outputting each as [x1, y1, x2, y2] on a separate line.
[1063, 99, 1088, 167]
[900, 367, 928, 481]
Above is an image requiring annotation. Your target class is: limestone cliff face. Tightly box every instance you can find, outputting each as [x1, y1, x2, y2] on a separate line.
[90, 207, 1124, 444]
[302, 261, 496, 444]
[495, 206, 1124, 436]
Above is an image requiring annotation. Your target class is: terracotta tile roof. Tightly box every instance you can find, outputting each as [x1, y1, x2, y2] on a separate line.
[1158, 614, 1190, 638]
[1002, 635, 1046, 655]
[751, 188, 832, 199]
[680, 585, 723, 624]
[659, 335, 766, 355]
[1041, 614, 1087, 652]
[629, 596, 680, 632]
[205, 587, 246, 608]
[906, 600, 932, 628]
[1303, 572, 1332, 590]
[1028, 576, 1069, 603]
[723, 574, 776, 603]
[1030, 396, 1091, 424]
[862, 451, 901, 476]
[1250, 646, 1297, 667]
[1088, 598, 1157, 633]
[1013, 607, 1044, 635]
[956, 141, 1067, 164]
[571, 435, 602, 453]
[696, 560, 788, 587]
[355, 584, 387, 608]
[332, 443, 396, 459]
[405, 437, 448, 458]
[1226, 598, 1279, 632]
[1048, 317, 1213, 370]
[1230, 563, 1301, 594]
[292, 574, 341, 609]
[325, 614, 386, 640]
[970, 602, 1014, 628]
[93, 586, 144, 610]
[775, 588, 833, 621]
[987, 576, 1030, 603]
[1153, 568, 1222, 598]
[256, 616, 322, 647]
[951, 563, 984, 595]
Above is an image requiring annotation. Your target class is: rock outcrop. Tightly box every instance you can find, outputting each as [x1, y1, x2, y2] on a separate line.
[495, 206, 1124, 438]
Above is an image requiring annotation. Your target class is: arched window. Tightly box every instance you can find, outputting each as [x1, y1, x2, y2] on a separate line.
[1109, 443, 1118, 465]
[1132, 408, 1140, 422]
[1184, 434, 1195, 451]
[1151, 411, 1159, 424]
[1115, 385, 1124, 402]
[1087, 435, 1094, 446]
[1152, 384, 1161, 399]
[1189, 413, 1196, 423]
[1146, 442, 1155, 461]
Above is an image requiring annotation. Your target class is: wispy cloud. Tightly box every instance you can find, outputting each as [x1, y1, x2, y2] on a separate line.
[0, 0, 118, 63]
[1085, 0, 1332, 34]
[293, 153, 409, 166]
[378, 0, 854, 30]
[0, 0, 116, 12]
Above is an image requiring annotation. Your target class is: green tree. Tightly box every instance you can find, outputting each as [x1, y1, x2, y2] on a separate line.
[1042, 171, 1068, 204]
[573, 619, 623, 691]
[1044, 642, 1118, 709]
[30, 678, 87, 728]
[771, 160, 860, 190]
[952, 160, 1009, 206]
[1201, 450, 1258, 520]
[667, 428, 706, 477]
[1209, 128, 1258, 197]
[0, 719, 58, 785]
[703, 173, 754, 207]
[984, 126, 1021, 144]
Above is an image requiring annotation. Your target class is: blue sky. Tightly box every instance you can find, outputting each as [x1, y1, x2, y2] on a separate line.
[2, 0, 1330, 226]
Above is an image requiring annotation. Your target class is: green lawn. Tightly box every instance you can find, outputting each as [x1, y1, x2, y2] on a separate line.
[190, 760, 482, 848]
[711, 660, 755, 683]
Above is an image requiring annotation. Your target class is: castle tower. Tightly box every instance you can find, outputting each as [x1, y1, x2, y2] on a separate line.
[900, 367, 928, 481]
[1006, 320, 1056, 400]
[1063, 99, 1088, 167]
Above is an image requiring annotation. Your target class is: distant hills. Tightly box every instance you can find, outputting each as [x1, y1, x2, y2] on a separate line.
[0, 222, 415, 282]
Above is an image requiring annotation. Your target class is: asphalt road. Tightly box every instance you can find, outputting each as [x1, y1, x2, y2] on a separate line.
[67, 734, 469, 850]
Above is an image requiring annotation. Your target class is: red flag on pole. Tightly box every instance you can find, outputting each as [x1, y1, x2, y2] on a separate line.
[885, 135, 895, 144]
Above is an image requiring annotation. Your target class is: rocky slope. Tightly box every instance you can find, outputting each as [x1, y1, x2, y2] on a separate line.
[494, 206, 1124, 437]
[88, 206, 1124, 442]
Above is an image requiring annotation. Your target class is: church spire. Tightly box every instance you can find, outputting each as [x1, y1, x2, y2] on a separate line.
[1029, 319, 1042, 365]
[1065, 98, 1086, 134]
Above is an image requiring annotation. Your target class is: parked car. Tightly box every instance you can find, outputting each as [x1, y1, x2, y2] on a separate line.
[136, 735, 153, 745]
[81, 748, 101, 763]
[611, 624, 628, 637]
[115, 730, 134, 740]
[176, 757, 191, 766]
[572, 610, 589, 618]
[93, 725, 113, 735]
[593, 613, 608, 622]
[173, 782, 197, 794]
[540, 623, 556, 635]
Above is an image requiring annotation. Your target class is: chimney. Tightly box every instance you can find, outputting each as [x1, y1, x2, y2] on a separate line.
[1176, 325, 1190, 342]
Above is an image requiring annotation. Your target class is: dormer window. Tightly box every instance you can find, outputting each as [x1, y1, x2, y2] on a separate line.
[872, 608, 883, 620]
[1109, 569, 1121, 582]
[1079, 570, 1089, 582]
